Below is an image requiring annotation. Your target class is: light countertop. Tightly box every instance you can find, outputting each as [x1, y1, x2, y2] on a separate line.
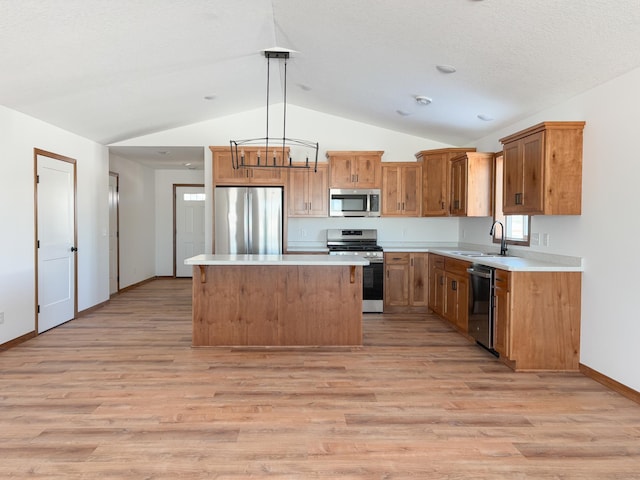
[428, 249, 583, 272]
[185, 254, 369, 266]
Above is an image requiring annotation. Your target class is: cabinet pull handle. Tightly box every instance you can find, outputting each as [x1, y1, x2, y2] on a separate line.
[397, 202, 400, 210]
[402, 202, 405, 210]
[410, 258, 413, 266]
[452, 280, 457, 291]
[308, 202, 311, 210]
[515, 192, 523, 205]
[439, 276, 445, 286]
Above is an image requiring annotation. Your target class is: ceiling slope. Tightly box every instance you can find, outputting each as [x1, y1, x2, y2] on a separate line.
[1, 0, 640, 145]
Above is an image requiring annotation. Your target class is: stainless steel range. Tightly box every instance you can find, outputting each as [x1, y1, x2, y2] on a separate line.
[327, 229, 384, 313]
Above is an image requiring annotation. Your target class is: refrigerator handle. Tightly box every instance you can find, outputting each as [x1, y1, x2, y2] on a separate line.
[246, 190, 252, 253]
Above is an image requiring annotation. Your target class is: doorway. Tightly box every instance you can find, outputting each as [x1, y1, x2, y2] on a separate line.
[35, 149, 77, 333]
[109, 172, 120, 295]
[174, 184, 205, 277]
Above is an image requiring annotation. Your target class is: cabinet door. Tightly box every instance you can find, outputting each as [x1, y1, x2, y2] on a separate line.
[450, 158, 466, 216]
[245, 151, 286, 185]
[384, 253, 410, 307]
[455, 275, 469, 332]
[521, 131, 545, 214]
[409, 253, 428, 306]
[422, 154, 449, 216]
[329, 156, 354, 188]
[354, 155, 381, 188]
[381, 165, 401, 215]
[213, 150, 245, 184]
[306, 164, 328, 216]
[402, 165, 422, 216]
[503, 132, 544, 214]
[287, 168, 310, 216]
[493, 270, 511, 357]
[428, 255, 445, 314]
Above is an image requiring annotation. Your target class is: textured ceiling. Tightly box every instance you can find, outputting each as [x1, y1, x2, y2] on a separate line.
[2, 0, 640, 152]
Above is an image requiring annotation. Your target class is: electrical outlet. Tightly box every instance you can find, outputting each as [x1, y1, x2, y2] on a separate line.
[542, 233, 550, 247]
[0, 311, 4, 325]
[531, 233, 540, 246]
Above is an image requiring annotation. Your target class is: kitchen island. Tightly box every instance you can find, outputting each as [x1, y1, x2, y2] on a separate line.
[184, 254, 368, 347]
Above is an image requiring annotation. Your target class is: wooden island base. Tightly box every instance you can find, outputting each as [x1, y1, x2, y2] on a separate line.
[192, 264, 363, 346]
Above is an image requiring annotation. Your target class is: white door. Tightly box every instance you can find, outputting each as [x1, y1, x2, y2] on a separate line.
[109, 173, 119, 294]
[36, 153, 76, 333]
[175, 185, 205, 277]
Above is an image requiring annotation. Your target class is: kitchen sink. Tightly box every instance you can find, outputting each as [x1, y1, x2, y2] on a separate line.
[451, 251, 506, 258]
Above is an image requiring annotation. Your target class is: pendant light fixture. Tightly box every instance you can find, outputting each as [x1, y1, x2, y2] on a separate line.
[230, 49, 319, 171]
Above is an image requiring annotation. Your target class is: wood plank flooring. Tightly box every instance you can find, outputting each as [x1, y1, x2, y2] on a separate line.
[1, 278, 639, 479]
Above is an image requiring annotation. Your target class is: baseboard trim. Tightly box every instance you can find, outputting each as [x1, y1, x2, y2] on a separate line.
[0, 331, 36, 352]
[77, 300, 109, 317]
[116, 276, 158, 294]
[580, 363, 640, 405]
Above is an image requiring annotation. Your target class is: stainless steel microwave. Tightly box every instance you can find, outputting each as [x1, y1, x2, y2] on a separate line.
[329, 188, 381, 217]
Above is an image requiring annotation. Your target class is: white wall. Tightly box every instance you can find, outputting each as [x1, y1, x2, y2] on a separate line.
[111, 104, 456, 252]
[154, 168, 205, 276]
[0, 105, 109, 345]
[463, 66, 640, 392]
[109, 154, 156, 288]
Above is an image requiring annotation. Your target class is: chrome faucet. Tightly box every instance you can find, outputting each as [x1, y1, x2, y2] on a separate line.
[490, 221, 508, 256]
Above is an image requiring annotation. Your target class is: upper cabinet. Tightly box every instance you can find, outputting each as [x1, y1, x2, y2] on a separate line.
[381, 162, 422, 216]
[499, 122, 585, 215]
[210, 146, 288, 186]
[287, 163, 329, 217]
[415, 148, 476, 217]
[326, 151, 383, 189]
[449, 152, 493, 217]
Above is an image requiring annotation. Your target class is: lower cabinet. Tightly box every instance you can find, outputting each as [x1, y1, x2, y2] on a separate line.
[384, 252, 428, 313]
[428, 254, 470, 333]
[492, 269, 582, 371]
[428, 254, 445, 316]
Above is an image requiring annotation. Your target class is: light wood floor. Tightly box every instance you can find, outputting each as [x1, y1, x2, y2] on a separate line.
[1, 278, 639, 479]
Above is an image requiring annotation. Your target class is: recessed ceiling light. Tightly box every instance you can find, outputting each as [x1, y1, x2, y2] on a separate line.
[415, 96, 432, 106]
[436, 65, 457, 74]
[183, 163, 192, 167]
[203, 95, 216, 100]
[477, 114, 494, 121]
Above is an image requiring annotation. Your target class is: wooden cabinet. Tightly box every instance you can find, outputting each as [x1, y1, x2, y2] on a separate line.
[449, 152, 493, 217]
[287, 163, 328, 217]
[492, 269, 582, 371]
[499, 121, 585, 215]
[210, 146, 287, 185]
[428, 255, 470, 333]
[415, 148, 476, 217]
[326, 151, 383, 189]
[381, 163, 422, 216]
[428, 254, 445, 316]
[442, 257, 470, 332]
[493, 269, 510, 357]
[384, 252, 429, 313]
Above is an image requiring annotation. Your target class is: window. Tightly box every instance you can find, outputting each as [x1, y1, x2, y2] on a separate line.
[493, 153, 530, 246]
[183, 193, 205, 201]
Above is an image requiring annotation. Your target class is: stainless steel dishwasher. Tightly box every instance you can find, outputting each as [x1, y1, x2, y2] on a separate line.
[467, 264, 496, 352]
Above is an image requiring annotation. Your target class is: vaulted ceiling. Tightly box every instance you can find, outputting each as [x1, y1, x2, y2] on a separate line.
[2, 0, 640, 147]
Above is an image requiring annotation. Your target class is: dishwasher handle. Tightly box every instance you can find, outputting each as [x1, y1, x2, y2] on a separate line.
[467, 267, 493, 279]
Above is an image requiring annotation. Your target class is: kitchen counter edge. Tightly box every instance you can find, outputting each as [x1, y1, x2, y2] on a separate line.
[185, 254, 369, 266]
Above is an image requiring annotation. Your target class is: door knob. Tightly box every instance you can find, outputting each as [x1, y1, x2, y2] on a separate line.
[70, 246, 78, 252]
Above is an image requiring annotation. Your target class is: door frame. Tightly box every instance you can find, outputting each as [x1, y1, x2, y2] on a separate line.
[109, 171, 120, 295]
[173, 183, 205, 277]
[34, 148, 78, 333]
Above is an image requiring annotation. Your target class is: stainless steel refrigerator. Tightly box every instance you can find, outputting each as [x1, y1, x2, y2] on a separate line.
[214, 187, 283, 254]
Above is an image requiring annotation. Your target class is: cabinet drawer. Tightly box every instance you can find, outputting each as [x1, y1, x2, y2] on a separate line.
[445, 257, 471, 276]
[385, 252, 410, 264]
[495, 269, 510, 289]
[429, 254, 445, 269]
